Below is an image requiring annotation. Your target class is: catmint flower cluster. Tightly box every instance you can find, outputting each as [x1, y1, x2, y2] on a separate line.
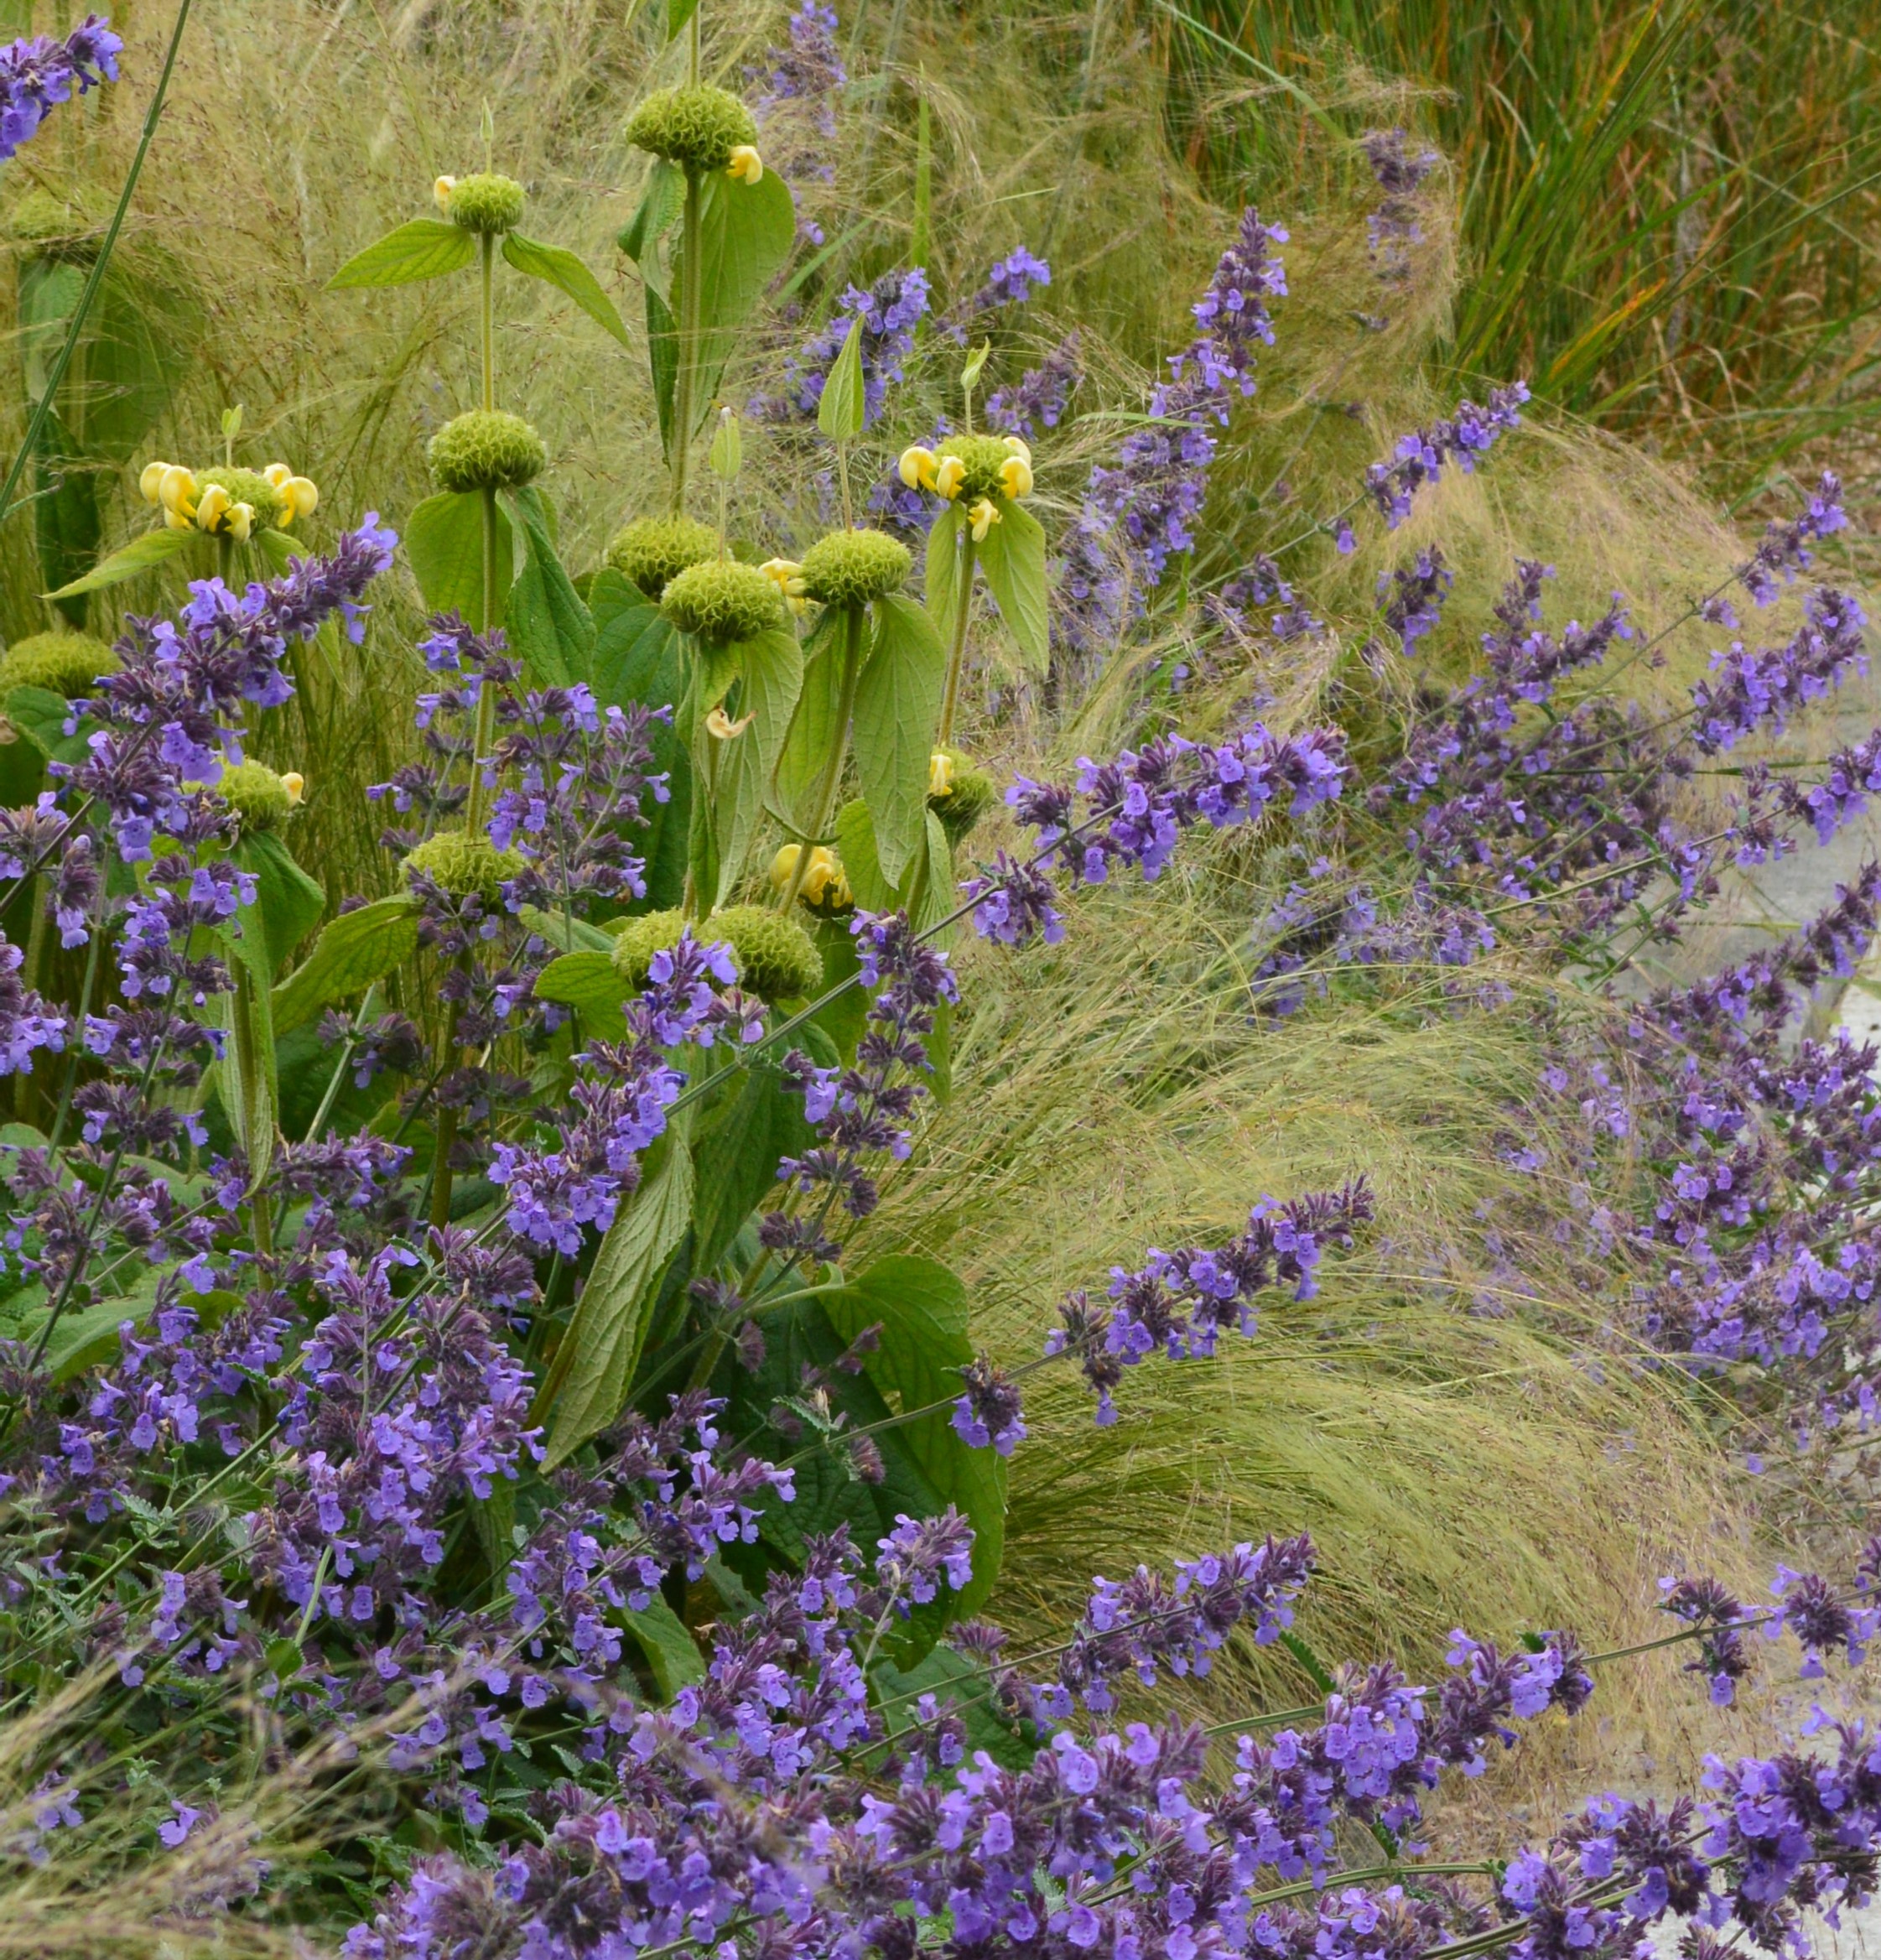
[1365, 382, 1530, 528]
[988, 330, 1083, 437]
[761, 267, 931, 426]
[1361, 127, 1441, 282]
[0, 14, 121, 162]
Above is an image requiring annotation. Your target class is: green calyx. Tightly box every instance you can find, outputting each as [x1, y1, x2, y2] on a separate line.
[403, 829, 525, 902]
[216, 759, 295, 830]
[800, 528, 911, 608]
[626, 85, 757, 174]
[611, 904, 821, 1004]
[428, 410, 546, 493]
[0, 632, 119, 699]
[443, 172, 525, 235]
[940, 434, 1018, 502]
[606, 514, 720, 600]
[929, 746, 996, 846]
[195, 466, 284, 531]
[662, 559, 783, 648]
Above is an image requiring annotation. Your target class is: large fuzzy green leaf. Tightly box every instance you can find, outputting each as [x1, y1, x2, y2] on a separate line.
[406, 489, 512, 630]
[817, 315, 866, 442]
[44, 522, 195, 600]
[502, 233, 631, 346]
[503, 486, 594, 688]
[617, 160, 685, 273]
[533, 950, 631, 1040]
[675, 169, 797, 432]
[709, 625, 803, 907]
[590, 569, 690, 911]
[271, 894, 418, 1034]
[772, 606, 846, 837]
[329, 218, 476, 289]
[976, 497, 1050, 673]
[541, 1123, 694, 1466]
[852, 594, 946, 886]
[923, 503, 967, 651]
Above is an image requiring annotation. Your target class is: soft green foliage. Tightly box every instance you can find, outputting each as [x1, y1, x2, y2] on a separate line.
[612, 904, 821, 1002]
[442, 171, 526, 235]
[193, 465, 283, 530]
[402, 828, 525, 900]
[605, 513, 719, 598]
[626, 84, 757, 173]
[426, 410, 546, 492]
[800, 528, 912, 607]
[928, 746, 995, 845]
[0, 631, 118, 697]
[216, 759, 295, 830]
[661, 557, 782, 647]
[5, 186, 106, 263]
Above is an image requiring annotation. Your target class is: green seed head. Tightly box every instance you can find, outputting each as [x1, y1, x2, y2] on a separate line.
[929, 746, 996, 846]
[216, 759, 294, 831]
[661, 559, 784, 648]
[442, 171, 526, 235]
[605, 514, 720, 600]
[403, 828, 526, 902]
[610, 904, 820, 1003]
[939, 434, 1016, 502]
[0, 632, 119, 699]
[6, 186, 106, 263]
[799, 528, 912, 608]
[428, 410, 546, 493]
[194, 466, 284, 532]
[626, 85, 758, 173]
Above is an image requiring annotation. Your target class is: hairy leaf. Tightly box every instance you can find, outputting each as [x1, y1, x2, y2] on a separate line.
[328, 218, 476, 289]
[502, 233, 631, 346]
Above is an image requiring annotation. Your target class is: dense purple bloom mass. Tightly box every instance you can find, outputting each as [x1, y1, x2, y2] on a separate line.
[758, 267, 930, 427]
[0, 13, 121, 161]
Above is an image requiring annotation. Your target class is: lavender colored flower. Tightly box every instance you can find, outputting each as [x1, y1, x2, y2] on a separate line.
[761, 268, 930, 427]
[1365, 382, 1529, 528]
[987, 331, 1082, 437]
[0, 14, 122, 163]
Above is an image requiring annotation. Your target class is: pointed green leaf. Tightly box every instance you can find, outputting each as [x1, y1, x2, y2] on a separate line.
[665, 0, 700, 40]
[646, 281, 679, 461]
[502, 486, 595, 688]
[922, 502, 967, 651]
[543, 1124, 694, 1465]
[619, 159, 685, 269]
[872, 1645, 1031, 1770]
[816, 314, 867, 443]
[590, 570, 691, 910]
[688, 1049, 825, 1273]
[675, 169, 797, 432]
[5, 684, 92, 767]
[710, 624, 803, 907]
[405, 489, 512, 630]
[502, 233, 631, 347]
[328, 218, 477, 289]
[975, 497, 1050, 673]
[622, 1595, 707, 1699]
[772, 606, 845, 836]
[853, 593, 946, 886]
[271, 893, 418, 1035]
[45, 522, 196, 600]
[821, 1254, 1005, 1625]
[518, 905, 615, 954]
[235, 830, 328, 979]
[834, 798, 951, 928]
[533, 950, 631, 1040]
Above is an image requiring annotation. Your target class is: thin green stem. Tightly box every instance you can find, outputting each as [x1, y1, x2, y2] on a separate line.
[466, 485, 500, 834]
[480, 233, 496, 413]
[670, 170, 704, 514]
[938, 531, 976, 746]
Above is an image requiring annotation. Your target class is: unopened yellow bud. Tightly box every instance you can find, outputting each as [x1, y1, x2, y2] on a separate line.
[898, 445, 938, 492]
[705, 704, 756, 741]
[194, 484, 232, 533]
[933, 455, 966, 502]
[280, 771, 305, 806]
[928, 750, 955, 798]
[225, 502, 256, 543]
[138, 461, 170, 505]
[726, 145, 763, 185]
[969, 496, 1001, 543]
[997, 455, 1033, 500]
[434, 174, 456, 213]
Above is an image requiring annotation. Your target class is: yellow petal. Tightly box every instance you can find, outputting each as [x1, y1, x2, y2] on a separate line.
[226, 502, 255, 543]
[998, 456, 1033, 500]
[759, 557, 805, 598]
[262, 462, 294, 491]
[705, 705, 756, 741]
[158, 465, 197, 517]
[933, 455, 965, 502]
[280, 772, 305, 806]
[928, 750, 955, 798]
[278, 476, 319, 527]
[434, 174, 456, 214]
[969, 496, 1000, 543]
[897, 446, 936, 491]
[1003, 434, 1032, 465]
[726, 145, 763, 185]
[138, 461, 170, 505]
[195, 484, 232, 533]
[164, 507, 194, 532]
[771, 843, 805, 890]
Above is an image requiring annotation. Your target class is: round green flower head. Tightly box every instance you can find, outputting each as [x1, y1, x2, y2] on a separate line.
[216, 760, 295, 831]
[605, 514, 720, 600]
[428, 411, 546, 493]
[0, 632, 119, 699]
[6, 187, 104, 263]
[403, 829, 525, 902]
[626, 85, 757, 173]
[940, 434, 1018, 502]
[800, 528, 911, 608]
[194, 466, 284, 531]
[662, 559, 783, 648]
[611, 905, 820, 1004]
[439, 172, 525, 235]
[928, 746, 996, 846]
